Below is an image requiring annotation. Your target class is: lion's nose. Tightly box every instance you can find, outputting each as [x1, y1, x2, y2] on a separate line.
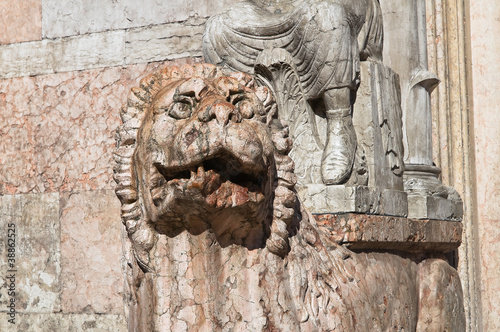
[199, 100, 242, 126]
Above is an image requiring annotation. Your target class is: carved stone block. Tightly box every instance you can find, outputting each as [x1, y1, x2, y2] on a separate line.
[407, 195, 464, 221]
[315, 213, 462, 252]
[353, 61, 405, 191]
[299, 185, 407, 217]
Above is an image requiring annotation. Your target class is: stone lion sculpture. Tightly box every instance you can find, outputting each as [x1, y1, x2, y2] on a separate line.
[114, 63, 465, 331]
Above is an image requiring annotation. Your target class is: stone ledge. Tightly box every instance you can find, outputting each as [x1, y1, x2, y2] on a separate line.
[407, 194, 463, 221]
[0, 19, 205, 79]
[41, 0, 238, 39]
[299, 184, 408, 217]
[315, 213, 462, 253]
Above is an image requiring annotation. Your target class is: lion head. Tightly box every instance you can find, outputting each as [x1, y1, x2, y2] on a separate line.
[114, 63, 298, 271]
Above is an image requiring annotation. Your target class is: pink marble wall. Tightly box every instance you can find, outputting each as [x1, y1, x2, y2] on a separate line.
[0, 60, 193, 326]
[0, 0, 42, 44]
[0, 63, 172, 195]
[470, 1, 500, 330]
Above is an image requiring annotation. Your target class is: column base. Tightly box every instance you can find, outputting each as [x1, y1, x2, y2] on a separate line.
[404, 164, 463, 221]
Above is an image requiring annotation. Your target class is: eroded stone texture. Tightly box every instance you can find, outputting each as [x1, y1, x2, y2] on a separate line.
[140, 228, 425, 331]
[315, 213, 462, 252]
[407, 194, 463, 221]
[416, 259, 466, 331]
[0, 20, 205, 79]
[115, 63, 465, 331]
[380, 0, 463, 221]
[353, 61, 405, 191]
[0, 0, 42, 45]
[0, 313, 127, 331]
[0, 61, 198, 195]
[0, 193, 60, 313]
[42, 0, 242, 38]
[203, 1, 413, 218]
[60, 190, 123, 314]
[469, 1, 500, 329]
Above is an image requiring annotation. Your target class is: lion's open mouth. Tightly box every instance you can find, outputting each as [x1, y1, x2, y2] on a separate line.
[156, 158, 263, 189]
[150, 155, 267, 209]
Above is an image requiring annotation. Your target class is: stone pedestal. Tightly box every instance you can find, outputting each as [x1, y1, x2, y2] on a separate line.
[315, 213, 462, 253]
[407, 195, 463, 221]
[297, 61, 408, 217]
[299, 184, 407, 217]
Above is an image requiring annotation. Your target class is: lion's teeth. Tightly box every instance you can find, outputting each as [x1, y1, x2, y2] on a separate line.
[197, 165, 205, 178]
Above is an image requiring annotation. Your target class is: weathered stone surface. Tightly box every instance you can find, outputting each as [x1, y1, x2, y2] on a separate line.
[0, 61, 202, 195]
[203, 2, 413, 220]
[299, 184, 408, 216]
[380, 189, 408, 216]
[425, 2, 483, 329]
[426, 0, 500, 329]
[299, 184, 382, 214]
[60, 190, 123, 314]
[380, 0, 463, 221]
[0, 21, 204, 79]
[380, 0, 437, 167]
[41, 0, 241, 38]
[0, 30, 125, 79]
[114, 63, 292, 269]
[407, 194, 463, 221]
[353, 61, 405, 190]
[469, 1, 500, 330]
[116, 63, 465, 331]
[315, 213, 462, 252]
[0, 0, 42, 45]
[416, 259, 466, 331]
[124, 20, 205, 64]
[0, 193, 60, 313]
[0, 313, 127, 331]
[142, 228, 426, 331]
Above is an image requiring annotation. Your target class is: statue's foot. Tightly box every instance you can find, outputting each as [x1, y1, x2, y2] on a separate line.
[321, 108, 356, 185]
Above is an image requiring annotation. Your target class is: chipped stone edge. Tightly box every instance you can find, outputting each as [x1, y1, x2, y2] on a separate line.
[0, 18, 206, 79]
[315, 213, 463, 253]
[299, 184, 409, 217]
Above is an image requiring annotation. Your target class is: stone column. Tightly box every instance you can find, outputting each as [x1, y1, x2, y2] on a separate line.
[427, 0, 492, 330]
[380, 0, 462, 220]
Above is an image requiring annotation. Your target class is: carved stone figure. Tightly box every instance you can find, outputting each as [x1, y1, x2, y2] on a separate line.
[254, 48, 408, 215]
[114, 63, 465, 331]
[203, 0, 383, 185]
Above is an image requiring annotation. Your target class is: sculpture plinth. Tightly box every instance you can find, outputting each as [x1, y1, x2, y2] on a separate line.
[254, 50, 409, 217]
[316, 213, 462, 253]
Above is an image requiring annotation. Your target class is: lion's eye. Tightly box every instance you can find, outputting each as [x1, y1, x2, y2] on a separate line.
[169, 102, 192, 119]
[230, 93, 256, 119]
[168, 93, 195, 119]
